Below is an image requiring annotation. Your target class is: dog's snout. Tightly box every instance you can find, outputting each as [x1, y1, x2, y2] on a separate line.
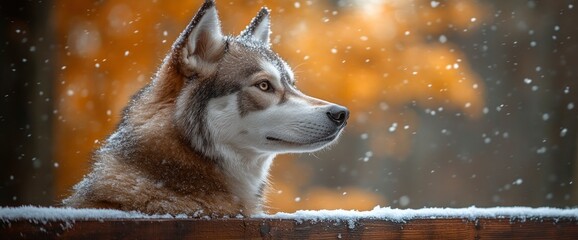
[326, 105, 349, 126]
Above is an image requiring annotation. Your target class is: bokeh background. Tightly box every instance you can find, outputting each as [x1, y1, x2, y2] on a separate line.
[1, 0, 577, 212]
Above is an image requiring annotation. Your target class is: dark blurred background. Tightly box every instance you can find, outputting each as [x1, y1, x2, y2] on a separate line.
[1, 0, 577, 211]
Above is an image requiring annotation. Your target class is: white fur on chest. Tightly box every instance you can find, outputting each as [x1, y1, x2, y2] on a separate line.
[205, 95, 276, 213]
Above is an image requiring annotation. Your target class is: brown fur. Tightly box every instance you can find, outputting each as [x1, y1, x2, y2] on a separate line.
[63, 59, 251, 216]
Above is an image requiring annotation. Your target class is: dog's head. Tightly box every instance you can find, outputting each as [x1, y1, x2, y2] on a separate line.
[162, 0, 348, 157]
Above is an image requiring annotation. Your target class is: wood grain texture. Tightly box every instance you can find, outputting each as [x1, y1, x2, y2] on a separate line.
[2, 218, 577, 239]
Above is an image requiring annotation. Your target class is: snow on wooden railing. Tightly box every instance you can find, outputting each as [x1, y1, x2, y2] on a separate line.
[2, 206, 578, 239]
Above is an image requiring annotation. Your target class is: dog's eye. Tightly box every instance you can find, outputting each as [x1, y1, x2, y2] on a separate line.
[256, 81, 272, 92]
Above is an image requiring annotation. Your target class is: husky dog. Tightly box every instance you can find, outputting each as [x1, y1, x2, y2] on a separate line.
[64, 0, 349, 216]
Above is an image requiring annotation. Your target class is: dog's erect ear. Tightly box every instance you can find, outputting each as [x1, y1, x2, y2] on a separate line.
[239, 7, 271, 46]
[173, 0, 225, 77]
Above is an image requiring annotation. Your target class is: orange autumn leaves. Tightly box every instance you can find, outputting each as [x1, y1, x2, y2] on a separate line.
[54, 0, 486, 211]
[270, 0, 486, 117]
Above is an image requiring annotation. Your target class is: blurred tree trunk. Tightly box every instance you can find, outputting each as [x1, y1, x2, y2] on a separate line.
[0, 0, 55, 206]
[549, 1, 578, 204]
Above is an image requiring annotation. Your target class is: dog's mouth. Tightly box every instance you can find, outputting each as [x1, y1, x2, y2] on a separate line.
[266, 133, 338, 146]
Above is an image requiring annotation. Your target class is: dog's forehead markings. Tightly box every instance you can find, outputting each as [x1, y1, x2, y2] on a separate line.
[259, 59, 281, 83]
[241, 65, 262, 78]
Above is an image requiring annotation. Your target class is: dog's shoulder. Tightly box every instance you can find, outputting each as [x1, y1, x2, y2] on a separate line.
[64, 137, 247, 215]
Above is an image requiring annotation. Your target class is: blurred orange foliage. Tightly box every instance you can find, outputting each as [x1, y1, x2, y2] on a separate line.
[54, 0, 486, 212]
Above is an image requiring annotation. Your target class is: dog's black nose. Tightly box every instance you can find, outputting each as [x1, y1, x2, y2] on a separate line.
[327, 105, 349, 126]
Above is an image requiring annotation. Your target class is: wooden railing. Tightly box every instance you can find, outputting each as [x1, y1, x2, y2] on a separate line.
[3, 217, 578, 239]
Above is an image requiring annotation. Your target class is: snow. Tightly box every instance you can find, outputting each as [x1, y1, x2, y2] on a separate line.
[398, 196, 410, 207]
[0, 206, 185, 222]
[388, 122, 397, 132]
[523, 78, 532, 84]
[2, 206, 577, 224]
[542, 113, 549, 121]
[257, 206, 578, 225]
[561, 128, 568, 137]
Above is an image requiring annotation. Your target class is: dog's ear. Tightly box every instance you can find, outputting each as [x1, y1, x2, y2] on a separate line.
[239, 7, 271, 46]
[172, 0, 225, 78]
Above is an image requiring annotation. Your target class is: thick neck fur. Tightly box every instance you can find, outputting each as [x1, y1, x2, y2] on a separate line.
[216, 145, 275, 213]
